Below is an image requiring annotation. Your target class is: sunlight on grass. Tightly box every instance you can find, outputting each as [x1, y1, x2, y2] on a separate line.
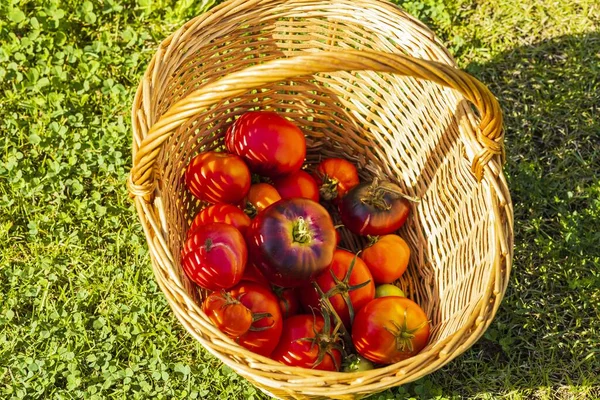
[1, 0, 598, 399]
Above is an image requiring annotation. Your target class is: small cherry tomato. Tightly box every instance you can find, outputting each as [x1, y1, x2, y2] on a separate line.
[181, 223, 247, 291]
[339, 181, 411, 236]
[342, 354, 375, 372]
[271, 314, 343, 371]
[188, 204, 251, 237]
[352, 297, 430, 364]
[226, 111, 306, 178]
[361, 234, 411, 284]
[375, 284, 406, 298]
[202, 291, 253, 338]
[242, 183, 281, 218]
[185, 151, 251, 204]
[273, 170, 319, 201]
[228, 282, 283, 357]
[313, 158, 360, 202]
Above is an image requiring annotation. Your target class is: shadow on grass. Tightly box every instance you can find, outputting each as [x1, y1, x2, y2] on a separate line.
[373, 33, 600, 400]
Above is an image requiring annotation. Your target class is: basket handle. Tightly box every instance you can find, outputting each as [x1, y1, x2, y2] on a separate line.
[128, 50, 503, 198]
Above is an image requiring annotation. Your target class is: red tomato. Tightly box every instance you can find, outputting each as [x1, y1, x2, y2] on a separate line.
[241, 262, 270, 287]
[185, 151, 251, 204]
[352, 297, 430, 364]
[361, 235, 411, 284]
[202, 291, 252, 338]
[247, 198, 336, 288]
[273, 286, 300, 319]
[188, 204, 251, 237]
[242, 183, 281, 218]
[273, 170, 319, 201]
[299, 249, 375, 329]
[181, 223, 247, 291]
[313, 158, 360, 202]
[271, 314, 342, 371]
[339, 181, 411, 236]
[225, 111, 306, 178]
[228, 282, 283, 357]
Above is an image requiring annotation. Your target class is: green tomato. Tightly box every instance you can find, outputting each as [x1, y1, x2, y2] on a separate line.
[375, 284, 405, 298]
[342, 354, 375, 372]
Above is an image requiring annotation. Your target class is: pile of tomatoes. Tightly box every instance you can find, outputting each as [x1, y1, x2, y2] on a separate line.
[181, 111, 430, 371]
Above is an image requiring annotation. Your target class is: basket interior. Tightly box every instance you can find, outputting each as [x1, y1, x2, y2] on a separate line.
[150, 0, 495, 350]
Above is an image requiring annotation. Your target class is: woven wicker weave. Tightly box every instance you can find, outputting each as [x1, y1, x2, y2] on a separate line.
[127, 0, 513, 398]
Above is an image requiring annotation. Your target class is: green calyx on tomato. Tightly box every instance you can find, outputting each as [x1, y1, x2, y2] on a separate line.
[300, 310, 344, 370]
[385, 310, 429, 353]
[317, 253, 371, 326]
[317, 174, 339, 201]
[249, 311, 274, 332]
[292, 217, 312, 244]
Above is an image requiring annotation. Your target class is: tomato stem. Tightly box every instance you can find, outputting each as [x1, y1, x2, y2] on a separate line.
[292, 217, 312, 244]
[248, 312, 274, 332]
[313, 282, 355, 355]
[243, 201, 258, 218]
[384, 309, 428, 353]
[204, 238, 213, 252]
[318, 174, 339, 201]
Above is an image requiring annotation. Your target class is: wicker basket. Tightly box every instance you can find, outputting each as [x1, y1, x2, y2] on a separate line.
[127, 0, 513, 398]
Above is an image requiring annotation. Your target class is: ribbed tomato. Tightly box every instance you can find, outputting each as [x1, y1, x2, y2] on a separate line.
[313, 158, 360, 202]
[247, 198, 336, 287]
[181, 223, 247, 291]
[185, 151, 251, 204]
[225, 111, 306, 178]
[188, 204, 251, 237]
[202, 291, 252, 339]
[338, 181, 411, 236]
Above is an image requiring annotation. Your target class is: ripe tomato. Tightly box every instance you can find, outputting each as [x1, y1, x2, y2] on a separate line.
[375, 284, 405, 298]
[271, 314, 343, 371]
[273, 286, 300, 319]
[313, 158, 360, 202]
[273, 170, 319, 201]
[241, 262, 270, 287]
[228, 282, 283, 357]
[242, 183, 281, 218]
[202, 291, 252, 339]
[181, 223, 247, 291]
[225, 111, 306, 178]
[361, 234, 411, 284]
[352, 297, 430, 364]
[188, 204, 251, 237]
[299, 249, 375, 329]
[185, 151, 251, 204]
[338, 181, 411, 236]
[247, 198, 336, 287]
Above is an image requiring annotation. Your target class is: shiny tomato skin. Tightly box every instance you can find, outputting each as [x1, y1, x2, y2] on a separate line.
[273, 170, 319, 201]
[181, 223, 247, 291]
[228, 282, 283, 357]
[247, 198, 336, 288]
[225, 111, 306, 178]
[271, 314, 342, 371]
[242, 183, 281, 217]
[352, 297, 430, 364]
[361, 235, 411, 284]
[188, 204, 251, 238]
[339, 181, 411, 236]
[202, 291, 252, 339]
[313, 158, 360, 202]
[185, 151, 251, 204]
[299, 249, 375, 329]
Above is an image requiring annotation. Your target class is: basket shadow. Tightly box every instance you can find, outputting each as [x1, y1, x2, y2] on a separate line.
[385, 32, 600, 399]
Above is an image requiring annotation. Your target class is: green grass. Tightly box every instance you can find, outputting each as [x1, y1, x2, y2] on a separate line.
[1, 0, 599, 399]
